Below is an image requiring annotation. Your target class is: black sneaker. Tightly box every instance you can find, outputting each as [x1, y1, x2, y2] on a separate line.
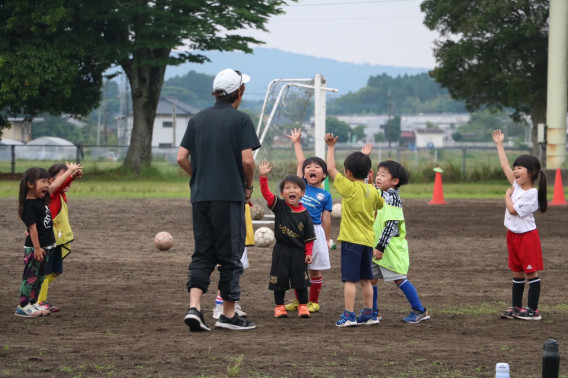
[215, 314, 256, 330]
[513, 307, 541, 321]
[500, 306, 521, 320]
[184, 307, 210, 331]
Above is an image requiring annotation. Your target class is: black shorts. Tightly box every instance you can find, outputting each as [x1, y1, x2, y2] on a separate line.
[45, 246, 63, 275]
[268, 243, 310, 291]
[187, 201, 245, 301]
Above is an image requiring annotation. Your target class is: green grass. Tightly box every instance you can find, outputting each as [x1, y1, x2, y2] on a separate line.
[0, 159, 563, 199]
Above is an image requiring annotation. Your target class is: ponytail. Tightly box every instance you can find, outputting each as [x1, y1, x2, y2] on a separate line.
[537, 170, 547, 213]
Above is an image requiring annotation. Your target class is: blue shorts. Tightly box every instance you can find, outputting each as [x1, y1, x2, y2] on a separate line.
[45, 245, 63, 276]
[340, 241, 374, 282]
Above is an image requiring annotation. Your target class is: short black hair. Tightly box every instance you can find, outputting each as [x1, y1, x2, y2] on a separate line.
[343, 151, 371, 180]
[302, 156, 327, 178]
[378, 160, 409, 188]
[214, 89, 240, 104]
[279, 174, 306, 192]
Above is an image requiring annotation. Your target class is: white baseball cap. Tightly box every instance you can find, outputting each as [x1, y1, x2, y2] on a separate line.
[212, 68, 250, 96]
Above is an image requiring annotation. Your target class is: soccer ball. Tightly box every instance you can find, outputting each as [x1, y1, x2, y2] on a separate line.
[254, 227, 274, 247]
[331, 203, 342, 219]
[154, 231, 173, 251]
[250, 204, 265, 220]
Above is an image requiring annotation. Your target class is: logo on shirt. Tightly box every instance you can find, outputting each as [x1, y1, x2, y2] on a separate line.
[43, 206, 52, 229]
[316, 193, 325, 201]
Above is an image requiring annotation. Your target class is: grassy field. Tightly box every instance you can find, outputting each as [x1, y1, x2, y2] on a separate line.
[0, 158, 563, 199]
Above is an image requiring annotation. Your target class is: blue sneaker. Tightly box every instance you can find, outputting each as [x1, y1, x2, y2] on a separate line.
[402, 308, 430, 323]
[356, 308, 379, 325]
[373, 309, 382, 321]
[336, 310, 357, 327]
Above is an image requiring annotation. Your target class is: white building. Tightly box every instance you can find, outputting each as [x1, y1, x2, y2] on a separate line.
[120, 97, 201, 147]
[414, 128, 446, 148]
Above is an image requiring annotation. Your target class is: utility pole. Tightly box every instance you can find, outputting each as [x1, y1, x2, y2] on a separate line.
[387, 89, 392, 158]
[103, 80, 108, 146]
[172, 98, 177, 147]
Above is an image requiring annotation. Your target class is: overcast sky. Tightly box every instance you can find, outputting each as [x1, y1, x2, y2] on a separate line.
[243, 0, 439, 68]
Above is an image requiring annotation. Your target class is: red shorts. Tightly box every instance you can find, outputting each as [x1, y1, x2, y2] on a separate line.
[506, 229, 543, 273]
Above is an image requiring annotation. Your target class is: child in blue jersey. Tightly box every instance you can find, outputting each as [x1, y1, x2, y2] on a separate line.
[368, 156, 429, 324]
[284, 128, 333, 313]
[325, 133, 384, 327]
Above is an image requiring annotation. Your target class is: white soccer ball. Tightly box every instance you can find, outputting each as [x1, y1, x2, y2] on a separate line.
[331, 203, 342, 219]
[154, 231, 173, 251]
[254, 227, 275, 248]
[250, 204, 265, 220]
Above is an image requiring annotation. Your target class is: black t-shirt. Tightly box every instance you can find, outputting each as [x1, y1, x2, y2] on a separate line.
[270, 197, 316, 250]
[180, 102, 261, 203]
[21, 199, 56, 247]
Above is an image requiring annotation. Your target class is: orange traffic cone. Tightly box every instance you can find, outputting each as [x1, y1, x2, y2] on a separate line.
[550, 168, 567, 206]
[429, 167, 447, 205]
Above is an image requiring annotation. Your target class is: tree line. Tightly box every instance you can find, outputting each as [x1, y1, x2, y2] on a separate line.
[0, 0, 554, 169]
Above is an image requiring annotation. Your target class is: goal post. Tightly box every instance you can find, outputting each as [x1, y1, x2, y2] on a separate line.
[254, 75, 338, 160]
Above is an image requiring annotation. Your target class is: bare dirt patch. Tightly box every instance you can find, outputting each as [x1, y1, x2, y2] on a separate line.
[0, 198, 566, 376]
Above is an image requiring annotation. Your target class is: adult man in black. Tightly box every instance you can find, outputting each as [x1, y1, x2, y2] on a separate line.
[177, 69, 260, 331]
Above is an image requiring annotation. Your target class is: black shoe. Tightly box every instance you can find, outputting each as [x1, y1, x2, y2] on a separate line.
[215, 314, 256, 330]
[184, 307, 210, 332]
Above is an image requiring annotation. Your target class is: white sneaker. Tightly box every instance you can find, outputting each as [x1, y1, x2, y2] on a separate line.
[15, 303, 42, 318]
[32, 303, 51, 316]
[212, 303, 223, 320]
[235, 303, 247, 318]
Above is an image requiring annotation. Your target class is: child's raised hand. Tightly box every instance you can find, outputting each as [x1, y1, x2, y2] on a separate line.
[66, 161, 82, 174]
[324, 133, 338, 146]
[259, 160, 272, 176]
[286, 128, 302, 144]
[492, 130, 504, 144]
[361, 143, 373, 155]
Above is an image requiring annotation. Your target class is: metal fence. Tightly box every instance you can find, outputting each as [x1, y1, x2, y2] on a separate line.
[1, 143, 543, 178]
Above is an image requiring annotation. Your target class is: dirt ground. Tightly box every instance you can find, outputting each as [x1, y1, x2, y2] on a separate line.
[0, 197, 566, 377]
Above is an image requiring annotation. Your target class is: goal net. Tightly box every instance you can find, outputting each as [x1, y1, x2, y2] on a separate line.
[254, 78, 315, 162]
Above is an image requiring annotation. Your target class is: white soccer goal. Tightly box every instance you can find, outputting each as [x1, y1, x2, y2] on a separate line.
[254, 74, 338, 160]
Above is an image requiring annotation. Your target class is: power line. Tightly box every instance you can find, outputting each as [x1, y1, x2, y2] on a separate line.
[291, 0, 418, 7]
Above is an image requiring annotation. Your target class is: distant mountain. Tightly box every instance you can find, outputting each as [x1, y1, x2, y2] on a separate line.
[165, 48, 429, 100]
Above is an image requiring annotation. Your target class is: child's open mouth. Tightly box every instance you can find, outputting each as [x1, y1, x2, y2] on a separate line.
[289, 194, 297, 200]
[309, 173, 317, 179]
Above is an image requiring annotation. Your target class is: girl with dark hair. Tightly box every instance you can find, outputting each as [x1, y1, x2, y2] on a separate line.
[15, 163, 81, 318]
[493, 130, 547, 321]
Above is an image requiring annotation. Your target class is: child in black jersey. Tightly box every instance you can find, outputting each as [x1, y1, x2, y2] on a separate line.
[259, 160, 316, 319]
[15, 165, 81, 318]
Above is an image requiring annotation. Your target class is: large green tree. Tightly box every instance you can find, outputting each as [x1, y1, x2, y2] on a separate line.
[0, 2, 108, 132]
[1, 1, 289, 172]
[421, 0, 549, 156]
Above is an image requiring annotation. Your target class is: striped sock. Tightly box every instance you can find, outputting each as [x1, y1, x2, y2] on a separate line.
[215, 296, 223, 306]
[309, 277, 323, 303]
